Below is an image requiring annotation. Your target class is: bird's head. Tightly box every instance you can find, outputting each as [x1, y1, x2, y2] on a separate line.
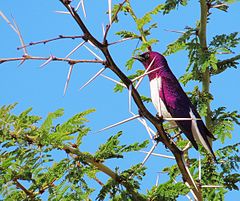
[133, 51, 167, 71]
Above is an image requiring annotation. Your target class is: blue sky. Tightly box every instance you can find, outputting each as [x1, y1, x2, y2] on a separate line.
[0, 1, 239, 200]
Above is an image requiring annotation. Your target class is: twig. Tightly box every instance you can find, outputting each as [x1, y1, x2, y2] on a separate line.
[17, 35, 84, 50]
[103, 0, 127, 43]
[0, 56, 104, 65]
[164, 29, 185, 34]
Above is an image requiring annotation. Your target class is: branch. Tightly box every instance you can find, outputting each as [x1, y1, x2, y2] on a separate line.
[63, 145, 145, 201]
[13, 178, 35, 198]
[199, 0, 211, 131]
[17, 35, 84, 50]
[59, 1, 202, 200]
[0, 55, 104, 65]
[211, 54, 240, 75]
[103, 0, 127, 43]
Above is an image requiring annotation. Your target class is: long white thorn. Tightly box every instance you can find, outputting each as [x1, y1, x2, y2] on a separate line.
[84, 45, 103, 61]
[132, 66, 162, 82]
[81, 0, 87, 18]
[163, 117, 201, 121]
[141, 143, 158, 166]
[198, 153, 201, 181]
[65, 41, 85, 58]
[75, 0, 82, 11]
[95, 115, 140, 133]
[155, 173, 160, 186]
[102, 23, 106, 37]
[100, 74, 126, 87]
[79, 67, 106, 91]
[64, 65, 74, 95]
[185, 182, 198, 201]
[40, 56, 53, 68]
[182, 155, 199, 195]
[129, 111, 155, 141]
[173, 179, 193, 201]
[201, 185, 223, 188]
[128, 84, 132, 114]
[139, 118, 155, 141]
[135, 56, 156, 89]
[108, 0, 112, 25]
[55, 11, 70, 15]
[139, 150, 175, 160]
[0, 11, 18, 33]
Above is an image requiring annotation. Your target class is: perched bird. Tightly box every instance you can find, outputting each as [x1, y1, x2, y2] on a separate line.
[134, 51, 216, 160]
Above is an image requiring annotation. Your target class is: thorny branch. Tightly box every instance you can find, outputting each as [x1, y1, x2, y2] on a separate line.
[17, 35, 84, 50]
[0, 55, 104, 65]
[60, 0, 202, 200]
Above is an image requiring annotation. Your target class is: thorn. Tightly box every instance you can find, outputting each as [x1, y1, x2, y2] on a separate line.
[100, 74, 126, 87]
[182, 142, 192, 152]
[108, 0, 112, 25]
[141, 143, 158, 166]
[201, 185, 223, 188]
[95, 114, 140, 133]
[163, 117, 201, 121]
[65, 41, 85, 58]
[75, 0, 82, 11]
[84, 45, 103, 61]
[102, 23, 106, 38]
[63, 64, 74, 95]
[81, 0, 87, 18]
[79, 67, 106, 91]
[55, 11, 71, 14]
[139, 150, 175, 160]
[132, 65, 163, 82]
[128, 84, 132, 114]
[0, 11, 18, 33]
[40, 55, 54, 67]
[198, 153, 201, 181]
[185, 182, 198, 201]
[155, 173, 160, 186]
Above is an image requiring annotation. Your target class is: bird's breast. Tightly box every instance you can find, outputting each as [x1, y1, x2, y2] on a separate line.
[150, 77, 172, 118]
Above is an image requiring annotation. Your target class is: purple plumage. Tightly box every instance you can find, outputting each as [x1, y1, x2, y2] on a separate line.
[134, 51, 216, 160]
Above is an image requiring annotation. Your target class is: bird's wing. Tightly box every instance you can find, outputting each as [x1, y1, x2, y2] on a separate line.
[160, 73, 216, 159]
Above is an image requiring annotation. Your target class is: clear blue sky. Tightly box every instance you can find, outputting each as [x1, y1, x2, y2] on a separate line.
[0, 1, 239, 200]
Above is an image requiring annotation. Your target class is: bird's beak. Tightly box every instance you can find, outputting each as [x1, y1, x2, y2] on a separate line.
[132, 55, 144, 62]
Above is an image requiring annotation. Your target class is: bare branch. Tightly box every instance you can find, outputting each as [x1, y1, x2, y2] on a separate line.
[0, 55, 104, 65]
[17, 35, 84, 50]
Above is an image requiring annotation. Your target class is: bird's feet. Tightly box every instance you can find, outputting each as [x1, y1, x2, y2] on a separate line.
[156, 113, 164, 123]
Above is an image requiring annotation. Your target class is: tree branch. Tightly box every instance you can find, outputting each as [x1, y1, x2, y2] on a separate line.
[0, 55, 104, 65]
[17, 35, 84, 50]
[199, 0, 211, 132]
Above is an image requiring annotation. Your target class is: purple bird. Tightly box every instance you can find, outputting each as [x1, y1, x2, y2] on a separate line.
[134, 51, 216, 160]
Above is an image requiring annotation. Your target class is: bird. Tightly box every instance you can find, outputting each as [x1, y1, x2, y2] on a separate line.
[134, 51, 216, 161]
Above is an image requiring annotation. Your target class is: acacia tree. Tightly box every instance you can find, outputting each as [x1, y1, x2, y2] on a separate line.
[0, 0, 240, 200]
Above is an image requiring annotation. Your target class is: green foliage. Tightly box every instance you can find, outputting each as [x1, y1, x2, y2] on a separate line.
[162, 0, 189, 14]
[187, 86, 213, 117]
[209, 32, 240, 53]
[95, 131, 149, 161]
[97, 164, 146, 201]
[164, 28, 195, 56]
[211, 107, 240, 143]
[147, 181, 189, 201]
[0, 104, 151, 200]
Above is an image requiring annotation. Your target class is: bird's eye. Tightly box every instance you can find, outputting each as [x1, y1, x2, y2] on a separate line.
[144, 53, 149, 60]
